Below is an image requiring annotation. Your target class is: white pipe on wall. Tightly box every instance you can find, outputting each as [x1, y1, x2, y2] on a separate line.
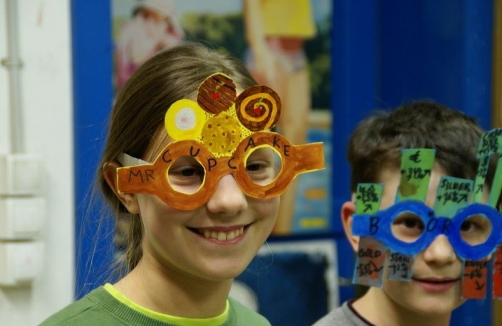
[1, 0, 24, 153]
[0, 1, 74, 324]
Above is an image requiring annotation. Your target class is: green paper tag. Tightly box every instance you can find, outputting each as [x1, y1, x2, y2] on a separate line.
[434, 176, 473, 218]
[355, 183, 383, 214]
[396, 149, 436, 203]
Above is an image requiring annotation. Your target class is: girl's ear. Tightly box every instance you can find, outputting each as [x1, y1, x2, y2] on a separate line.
[341, 201, 359, 252]
[103, 162, 140, 214]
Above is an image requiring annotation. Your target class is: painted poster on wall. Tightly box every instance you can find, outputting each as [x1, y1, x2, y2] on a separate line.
[111, 0, 332, 236]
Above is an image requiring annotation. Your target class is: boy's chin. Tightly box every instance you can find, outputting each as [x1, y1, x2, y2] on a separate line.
[381, 281, 464, 316]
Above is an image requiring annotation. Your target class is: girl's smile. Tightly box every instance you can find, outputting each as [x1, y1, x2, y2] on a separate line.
[192, 224, 248, 243]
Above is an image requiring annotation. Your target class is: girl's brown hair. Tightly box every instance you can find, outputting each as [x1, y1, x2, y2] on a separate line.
[99, 43, 257, 272]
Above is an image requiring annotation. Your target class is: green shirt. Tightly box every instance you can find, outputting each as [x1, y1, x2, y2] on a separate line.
[39, 286, 271, 326]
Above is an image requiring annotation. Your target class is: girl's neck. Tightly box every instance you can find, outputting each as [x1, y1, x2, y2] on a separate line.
[113, 256, 232, 318]
[353, 287, 451, 326]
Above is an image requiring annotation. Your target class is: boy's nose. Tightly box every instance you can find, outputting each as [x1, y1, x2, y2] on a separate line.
[421, 234, 457, 264]
[206, 174, 248, 216]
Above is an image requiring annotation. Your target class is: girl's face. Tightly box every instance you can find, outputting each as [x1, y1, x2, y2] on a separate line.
[133, 143, 280, 282]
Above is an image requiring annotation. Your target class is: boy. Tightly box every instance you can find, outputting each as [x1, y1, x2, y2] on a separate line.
[314, 101, 490, 326]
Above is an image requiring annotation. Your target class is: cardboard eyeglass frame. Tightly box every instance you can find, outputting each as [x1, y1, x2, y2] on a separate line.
[352, 200, 501, 260]
[116, 131, 324, 210]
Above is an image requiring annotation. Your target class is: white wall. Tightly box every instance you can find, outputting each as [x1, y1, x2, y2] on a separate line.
[0, 1, 74, 325]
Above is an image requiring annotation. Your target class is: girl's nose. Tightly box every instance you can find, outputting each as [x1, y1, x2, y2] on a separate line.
[206, 174, 248, 216]
[421, 234, 457, 265]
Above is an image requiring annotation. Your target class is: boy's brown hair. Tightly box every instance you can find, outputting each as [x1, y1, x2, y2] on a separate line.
[347, 100, 484, 192]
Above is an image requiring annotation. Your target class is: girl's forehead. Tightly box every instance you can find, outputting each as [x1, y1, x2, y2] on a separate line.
[145, 131, 172, 162]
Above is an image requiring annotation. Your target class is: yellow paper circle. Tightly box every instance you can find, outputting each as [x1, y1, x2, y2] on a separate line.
[201, 113, 243, 157]
[165, 99, 207, 141]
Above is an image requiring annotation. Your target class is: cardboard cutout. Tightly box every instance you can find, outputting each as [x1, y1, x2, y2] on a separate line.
[115, 73, 324, 210]
[351, 129, 502, 299]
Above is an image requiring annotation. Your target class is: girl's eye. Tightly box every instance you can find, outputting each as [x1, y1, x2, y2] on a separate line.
[177, 167, 203, 177]
[246, 162, 266, 172]
[169, 165, 204, 179]
[167, 156, 205, 194]
[246, 160, 274, 180]
[244, 147, 281, 185]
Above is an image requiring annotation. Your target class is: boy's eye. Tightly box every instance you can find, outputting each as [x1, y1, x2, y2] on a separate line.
[460, 220, 474, 232]
[460, 214, 492, 246]
[391, 213, 424, 243]
[402, 217, 423, 229]
[393, 214, 424, 230]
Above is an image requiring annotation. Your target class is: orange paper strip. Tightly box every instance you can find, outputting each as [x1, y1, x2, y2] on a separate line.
[353, 237, 386, 287]
[462, 260, 488, 299]
[492, 245, 502, 298]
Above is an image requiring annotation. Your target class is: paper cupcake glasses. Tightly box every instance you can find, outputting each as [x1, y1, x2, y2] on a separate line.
[351, 128, 502, 299]
[115, 73, 325, 210]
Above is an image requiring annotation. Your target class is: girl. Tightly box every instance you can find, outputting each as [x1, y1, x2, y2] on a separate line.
[41, 43, 292, 326]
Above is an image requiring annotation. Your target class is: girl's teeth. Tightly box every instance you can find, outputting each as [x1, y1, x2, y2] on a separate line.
[227, 231, 236, 241]
[201, 227, 244, 241]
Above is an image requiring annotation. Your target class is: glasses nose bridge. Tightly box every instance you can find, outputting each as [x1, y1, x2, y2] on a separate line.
[417, 213, 450, 235]
[203, 153, 246, 193]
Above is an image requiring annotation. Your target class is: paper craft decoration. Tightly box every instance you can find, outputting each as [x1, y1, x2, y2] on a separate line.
[115, 73, 325, 210]
[352, 183, 387, 287]
[351, 129, 502, 299]
[473, 128, 502, 299]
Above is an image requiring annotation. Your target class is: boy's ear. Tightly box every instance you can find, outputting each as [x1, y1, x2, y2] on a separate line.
[103, 162, 140, 214]
[341, 201, 359, 252]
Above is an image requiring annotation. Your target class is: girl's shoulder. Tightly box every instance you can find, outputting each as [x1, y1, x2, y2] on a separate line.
[40, 288, 273, 326]
[227, 297, 271, 326]
[38, 287, 113, 326]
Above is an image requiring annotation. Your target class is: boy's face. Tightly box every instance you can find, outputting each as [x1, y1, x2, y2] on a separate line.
[345, 164, 466, 315]
[378, 165, 465, 315]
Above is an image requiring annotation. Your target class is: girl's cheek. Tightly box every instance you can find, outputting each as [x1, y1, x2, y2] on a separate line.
[255, 197, 280, 217]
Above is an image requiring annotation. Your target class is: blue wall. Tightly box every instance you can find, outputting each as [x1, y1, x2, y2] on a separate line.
[71, 0, 115, 298]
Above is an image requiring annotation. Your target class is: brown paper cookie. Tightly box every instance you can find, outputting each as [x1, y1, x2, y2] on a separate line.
[197, 73, 237, 114]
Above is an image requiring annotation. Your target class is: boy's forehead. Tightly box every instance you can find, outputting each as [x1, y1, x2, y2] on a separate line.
[377, 163, 449, 209]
